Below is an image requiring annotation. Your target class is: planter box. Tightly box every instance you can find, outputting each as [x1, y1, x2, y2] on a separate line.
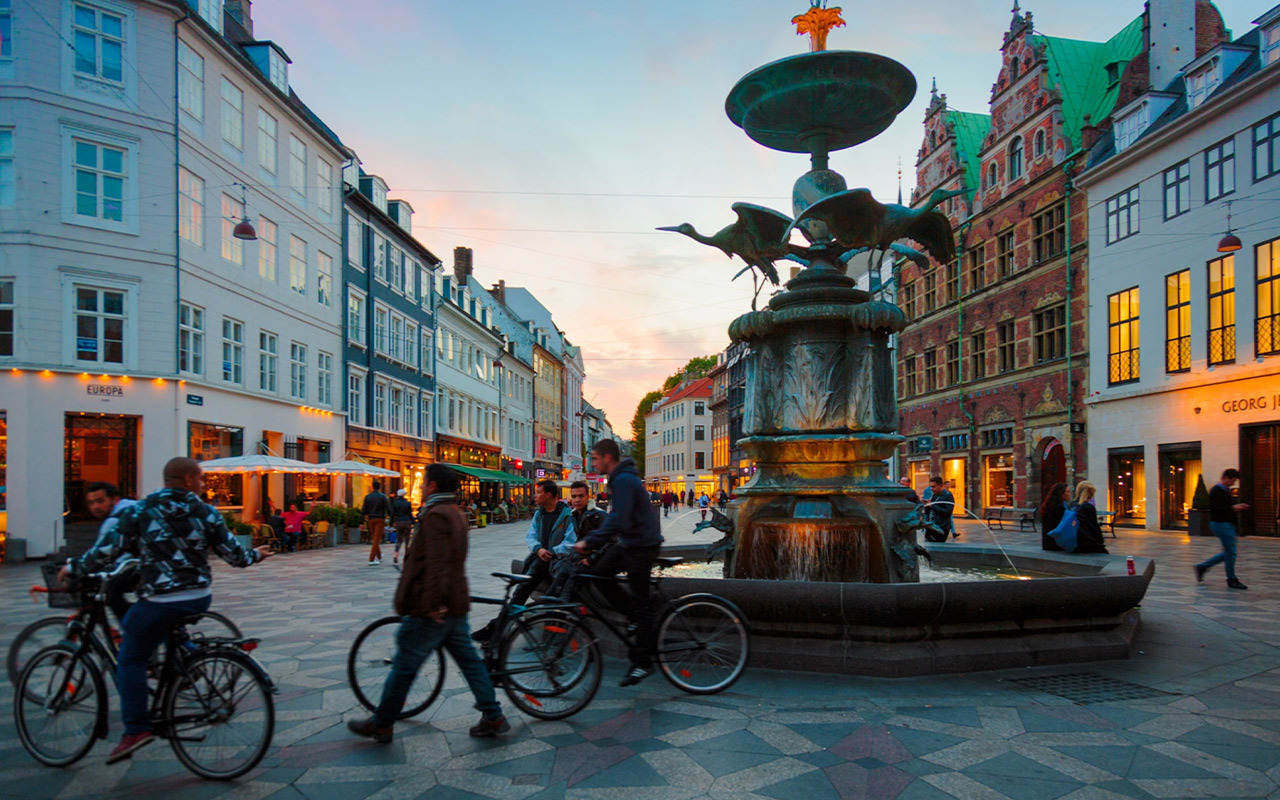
[233, 533, 254, 552]
[347, 526, 363, 545]
[1187, 509, 1212, 537]
[328, 525, 343, 548]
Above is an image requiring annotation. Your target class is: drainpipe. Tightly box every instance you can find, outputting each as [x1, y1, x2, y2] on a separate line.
[956, 222, 975, 512]
[173, 9, 189, 467]
[1063, 159, 1077, 483]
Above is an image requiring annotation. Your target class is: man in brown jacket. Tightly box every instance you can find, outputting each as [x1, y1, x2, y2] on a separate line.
[348, 464, 509, 742]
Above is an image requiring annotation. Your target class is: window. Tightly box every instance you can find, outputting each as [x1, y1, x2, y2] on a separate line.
[221, 318, 243, 384]
[289, 342, 307, 399]
[289, 235, 306, 296]
[373, 234, 388, 283]
[196, 0, 221, 32]
[1008, 137, 1023, 180]
[0, 280, 12, 357]
[288, 135, 306, 197]
[1187, 60, 1221, 109]
[1259, 238, 1280, 356]
[73, 3, 124, 84]
[257, 110, 277, 173]
[220, 78, 243, 150]
[1163, 161, 1190, 220]
[405, 322, 418, 369]
[347, 291, 366, 346]
[901, 281, 916, 319]
[1165, 270, 1191, 373]
[923, 271, 937, 312]
[1115, 103, 1149, 152]
[73, 139, 125, 222]
[944, 259, 959, 303]
[1033, 304, 1066, 363]
[259, 331, 277, 392]
[985, 162, 997, 190]
[996, 231, 1015, 278]
[1205, 137, 1235, 201]
[405, 391, 417, 437]
[374, 306, 388, 354]
[945, 340, 960, 384]
[421, 329, 432, 373]
[982, 428, 1014, 448]
[967, 243, 985, 292]
[1034, 129, 1045, 157]
[316, 159, 333, 214]
[348, 370, 364, 425]
[317, 351, 332, 406]
[970, 330, 986, 379]
[257, 216, 276, 281]
[347, 216, 363, 268]
[996, 321, 1016, 373]
[1254, 113, 1280, 182]
[1032, 203, 1065, 263]
[388, 385, 403, 433]
[375, 382, 387, 429]
[1263, 23, 1279, 66]
[923, 349, 938, 392]
[390, 315, 403, 362]
[695, 452, 706, 470]
[1108, 287, 1140, 384]
[1108, 447, 1146, 524]
[178, 302, 203, 375]
[221, 194, 243, 265]
[1105, 186, 1140, 244]
[74, 286, 124, 363]
[0, 0, 11, 62]
[694, 425, 706, 441]
[316, 251, 332, 307]
[178, 167, 203, 246]
[1207, 255, 1235, 365]
[903, 356, 916, 396]
[0, 128, 11, 208]
[268, 49, 288, 92]
[177, 41, 203, 121]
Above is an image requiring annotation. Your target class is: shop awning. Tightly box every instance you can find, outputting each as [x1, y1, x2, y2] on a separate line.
[448, 464, 529, 484]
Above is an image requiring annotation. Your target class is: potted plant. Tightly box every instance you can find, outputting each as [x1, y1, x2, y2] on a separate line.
[1187, 474, 1212, 537]
[344, 507, 364, 544]
[232, 520, 256, 552]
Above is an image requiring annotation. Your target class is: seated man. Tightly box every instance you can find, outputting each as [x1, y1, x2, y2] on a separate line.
[267, 509, 296, 552]
[544, 480, 609, 602]
[281, 505, 308, 548]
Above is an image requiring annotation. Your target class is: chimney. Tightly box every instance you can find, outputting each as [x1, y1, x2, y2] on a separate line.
[490, 279, 506, 304]
[1148, 0, 1196, 91]
[1080, 114, 1101, 150]
[453, 247, 473, 285]
[224, 0, 252, 34]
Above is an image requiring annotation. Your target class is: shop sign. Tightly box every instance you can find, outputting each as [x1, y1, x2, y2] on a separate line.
[536, 468, 546, 478]
[87, 384, 123, 397]
[1070, 422, 1085, 434]
[916, 436, 933, 452]
[76, 338, 97, 354]
[1220, 394, 1280, 413]
[186, 394, 204, 406]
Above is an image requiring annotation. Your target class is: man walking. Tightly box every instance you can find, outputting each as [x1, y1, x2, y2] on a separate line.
[361, 480, 391, 566]
[390, 489, 414, 565]
[1195, 468, 1249, 590]
[698, 491, 710, 520]
[924, 476, 955, 539]
[575, 439, 664, 687]
[348, 464, 509, 742]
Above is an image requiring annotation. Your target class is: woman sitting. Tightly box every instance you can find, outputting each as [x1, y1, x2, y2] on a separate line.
[1068, 481, 1110, 554]
[1037, 482, 1069, 551]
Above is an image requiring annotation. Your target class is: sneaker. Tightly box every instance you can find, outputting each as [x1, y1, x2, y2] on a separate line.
[369, 559, 381, 566]
[469, 715, 511, 738]
[619, 666, 653, 687]
[106, 731, 155, 764]
[346, 717, 393, 743]
[1195, 564, 1207, 583]
[1227, 578, 1248, 590]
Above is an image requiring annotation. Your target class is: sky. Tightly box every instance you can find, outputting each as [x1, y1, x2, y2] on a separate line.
[251, 0, 1267, 431]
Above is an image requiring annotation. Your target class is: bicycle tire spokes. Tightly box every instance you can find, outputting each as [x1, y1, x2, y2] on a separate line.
[499, 615, 601, 720]
[165, 651, 273, 780]
[346, 616, 446, 719]
[657, 600, 748, 695]
[14, 648, 103, 767]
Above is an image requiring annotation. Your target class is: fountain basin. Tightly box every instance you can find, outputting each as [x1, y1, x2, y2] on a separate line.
[546, 544, 1153, 678]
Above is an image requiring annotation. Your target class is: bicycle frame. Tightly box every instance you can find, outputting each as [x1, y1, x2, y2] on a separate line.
[471, 577, 588, 686]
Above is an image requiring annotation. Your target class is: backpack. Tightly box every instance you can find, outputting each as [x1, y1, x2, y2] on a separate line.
[1048, 507, 1079, 552]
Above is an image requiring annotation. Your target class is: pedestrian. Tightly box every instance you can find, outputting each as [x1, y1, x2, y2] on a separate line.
[686, 489, 695, 508]
[698, 491, 710, 520]
[347, 464, 510, 743]
[361, 480, 391, 566]
[661, 490, 671, 517]
[898, 476, 920, 505]
[1068, 481, 1109, 554]
[1195, 468, 1249, 590]
[391, 489, 414, 565]
[924, 476, 956, 539]
[1037, 483, 1069, 551]
[717, 489, 729, 510]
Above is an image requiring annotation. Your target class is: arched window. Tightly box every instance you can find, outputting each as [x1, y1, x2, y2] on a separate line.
[1009, 137, 1024, 180]
[1034, 130, 1046, 157]
[986, 162, 998, 189]
[1009, 59, 1019, 83]
[930, 130, 937, 149]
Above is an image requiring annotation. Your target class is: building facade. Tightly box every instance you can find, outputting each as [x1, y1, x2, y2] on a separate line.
[1079, 3, 1278, 533]
[709, 353, 731, 492]
[644, 377, 714, 497]
[562, 342, 585, 479]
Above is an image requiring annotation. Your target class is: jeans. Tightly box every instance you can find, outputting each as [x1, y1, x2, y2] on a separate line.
[118, 595, 212, 735]
[589, 545, 660, 668]
[1197, 521, 1238, 580]
[393, 522, 413, 555]
[374, 615, 501, 727]
[511, 555, 553, 606]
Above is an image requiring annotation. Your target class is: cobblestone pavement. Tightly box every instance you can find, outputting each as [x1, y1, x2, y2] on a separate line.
[2, 510, 1278, 800]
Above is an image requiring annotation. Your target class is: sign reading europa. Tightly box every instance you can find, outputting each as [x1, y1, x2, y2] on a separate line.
[1221, 394, 1280, 413]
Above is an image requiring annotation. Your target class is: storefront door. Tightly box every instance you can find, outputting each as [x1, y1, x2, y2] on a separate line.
[1158, 442, 1201, 531]
[1108, 446, 1146, 525]
[1039, 439, 1066, 505]
[943, 457, 966, 516]
[983, 453, 1014, 507]
[64, 414, 137, 549]
[1241, 423, 1279, 537]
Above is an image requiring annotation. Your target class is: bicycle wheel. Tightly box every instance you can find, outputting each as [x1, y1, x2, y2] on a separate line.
[656, 595, 749, 695]
[7, 616, 76, 689]
[164, 649, 274, 780]
[153, 610, 244, 667]
[347, 617, 446, 719]
[499, 612, 601, 720]
[14, 645, 106, 767]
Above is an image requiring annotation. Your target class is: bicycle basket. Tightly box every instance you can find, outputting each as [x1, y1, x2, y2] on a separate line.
[40, 562, 81, 609]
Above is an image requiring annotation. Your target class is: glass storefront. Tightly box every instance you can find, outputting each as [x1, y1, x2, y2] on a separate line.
[910, 459, 931, 497]
[1158, 442, 1201, 530]
[1241, 422, 1279, 537]
[189, 422, 243, 508]
[983, 453, 1014, 507]
[1108, 446, 1146, 525]
[943, 457, 967, 515]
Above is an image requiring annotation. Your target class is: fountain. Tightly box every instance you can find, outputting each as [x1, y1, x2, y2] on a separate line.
[647, 3, 1155, 676]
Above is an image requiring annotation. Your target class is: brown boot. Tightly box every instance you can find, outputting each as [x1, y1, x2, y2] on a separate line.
[347, 717, 393, 743]
[469, 715, 511, 738]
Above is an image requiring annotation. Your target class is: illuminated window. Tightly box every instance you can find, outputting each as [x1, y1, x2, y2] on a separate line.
[1107, 287, 1140, 384]
[1165, 270, 1190, 373]
[1258, 237, 1280, 356]
[1207, 255, 1235, 365]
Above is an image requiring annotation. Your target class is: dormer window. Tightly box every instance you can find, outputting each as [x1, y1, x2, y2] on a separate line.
[268, 49, 288, 93]
[197, 0, 222, 34]
[1186, 58, 1221, 109]
[1115, 101, 1149, 152]
[1262, 23, 1279, 66]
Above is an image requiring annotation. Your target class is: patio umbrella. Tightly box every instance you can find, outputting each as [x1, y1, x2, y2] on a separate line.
[320, 459, 400, 477]
[197, 455, 329, 474]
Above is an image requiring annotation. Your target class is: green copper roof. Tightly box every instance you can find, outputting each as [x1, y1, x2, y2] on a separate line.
[1033, 15, 1144, 148]
[946, 111, 992, 191]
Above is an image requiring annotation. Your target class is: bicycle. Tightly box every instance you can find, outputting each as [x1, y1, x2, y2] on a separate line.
[9, 563, 241, 689]
[347, 570, 602, 721]
[13, 560, 275, 780]
[530, 554, 750, 695]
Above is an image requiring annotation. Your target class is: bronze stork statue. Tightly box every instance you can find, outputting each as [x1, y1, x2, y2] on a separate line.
[789, 187, 969, 266]
[658, 203, 805, 309]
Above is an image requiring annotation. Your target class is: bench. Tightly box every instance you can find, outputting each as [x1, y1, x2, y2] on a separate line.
[983, 506, 1037, 531]
[1097, 510, 1117, 538]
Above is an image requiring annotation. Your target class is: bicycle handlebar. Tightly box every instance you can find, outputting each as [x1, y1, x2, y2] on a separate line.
[87, 557, 140, 584]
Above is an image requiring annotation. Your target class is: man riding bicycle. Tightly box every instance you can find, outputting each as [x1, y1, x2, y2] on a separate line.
[64, 457, 272, 764]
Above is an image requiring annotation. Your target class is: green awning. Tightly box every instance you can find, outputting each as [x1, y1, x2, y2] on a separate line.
[448, 464, 529, 484]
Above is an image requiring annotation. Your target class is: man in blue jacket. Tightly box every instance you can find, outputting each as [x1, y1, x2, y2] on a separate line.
[575, 438, 664, 686]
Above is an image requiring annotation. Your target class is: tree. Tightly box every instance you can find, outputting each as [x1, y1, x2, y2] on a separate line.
[661, 355, 717, 392]
[631, 390, 663, 476]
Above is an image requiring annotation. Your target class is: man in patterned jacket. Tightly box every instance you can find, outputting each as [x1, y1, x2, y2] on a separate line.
[69, 457, 272, 764]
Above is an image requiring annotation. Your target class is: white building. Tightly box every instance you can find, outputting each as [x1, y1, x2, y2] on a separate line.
[644, 377, 714, 498]
[1078, 3, 1280, 534]
[562, 342, 585, 478]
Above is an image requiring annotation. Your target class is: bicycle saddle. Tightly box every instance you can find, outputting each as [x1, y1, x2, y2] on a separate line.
[491, 572, 536, 584]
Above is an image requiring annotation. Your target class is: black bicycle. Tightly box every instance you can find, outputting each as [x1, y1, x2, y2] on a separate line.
[14, 561, 275, 780]
[347, 571, 602, 721]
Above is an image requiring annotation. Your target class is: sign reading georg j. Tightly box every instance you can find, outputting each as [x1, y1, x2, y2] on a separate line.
[1221, 394, 1280, 413]
[86, 384, 124, 398]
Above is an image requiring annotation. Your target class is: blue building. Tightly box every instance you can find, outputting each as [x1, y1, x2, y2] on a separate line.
[341, 169, 441, 505]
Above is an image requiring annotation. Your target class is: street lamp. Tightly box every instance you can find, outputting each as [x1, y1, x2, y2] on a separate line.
[1217, 199, 1241, 253]
[231, 182, 257, 241]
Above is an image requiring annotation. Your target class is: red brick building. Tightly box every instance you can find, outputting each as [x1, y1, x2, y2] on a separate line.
[897, 5, 1146, 514]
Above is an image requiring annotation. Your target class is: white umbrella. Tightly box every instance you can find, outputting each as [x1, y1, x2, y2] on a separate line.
[321, 459, 400, 477]
[197, 454, 329, 474]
